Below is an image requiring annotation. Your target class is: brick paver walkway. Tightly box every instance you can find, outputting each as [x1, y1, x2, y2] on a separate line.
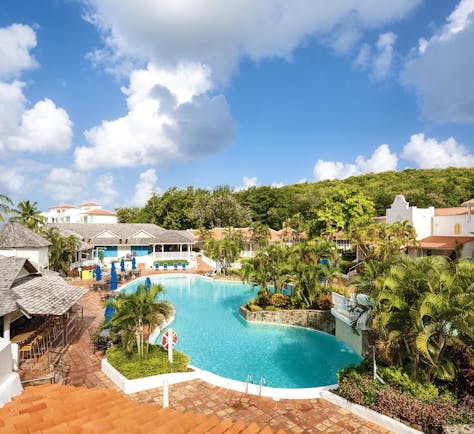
[20, 273, 392, 433]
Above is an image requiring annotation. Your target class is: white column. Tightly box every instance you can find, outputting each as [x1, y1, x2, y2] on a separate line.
[187, 244, 191, 262]
[179, 244, 182, 259]
[161, 245, 164, 260]
[3, 313, 11, 340]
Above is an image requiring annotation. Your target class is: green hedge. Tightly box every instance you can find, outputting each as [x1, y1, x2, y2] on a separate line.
[106, 344, 190, 380]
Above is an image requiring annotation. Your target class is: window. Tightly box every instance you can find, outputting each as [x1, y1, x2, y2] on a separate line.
[454, 223, 461, 235]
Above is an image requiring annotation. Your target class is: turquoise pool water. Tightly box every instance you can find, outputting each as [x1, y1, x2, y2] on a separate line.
[121, 275, 362, 388]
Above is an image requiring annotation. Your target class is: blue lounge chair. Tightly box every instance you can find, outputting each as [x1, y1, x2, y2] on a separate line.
[154, 263, 159, 270]
[163, 263, 168, 270]
[173, 263, 178, 270]
[181, 263, 187, 270]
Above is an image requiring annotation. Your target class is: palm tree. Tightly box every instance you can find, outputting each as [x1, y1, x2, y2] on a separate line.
[44, 227, 80, 275]
[107, 283, 172, 356]
[0, 194, 13, 222]
[354, 255, 474, 383]
[9, 200, 45, 231]
[241, 242, 291, 303]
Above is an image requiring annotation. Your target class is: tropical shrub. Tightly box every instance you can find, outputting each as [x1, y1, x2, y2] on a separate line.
[269, 293, 289, 308]
[337, 365, 474, 431]
[106, 344, 189, 379]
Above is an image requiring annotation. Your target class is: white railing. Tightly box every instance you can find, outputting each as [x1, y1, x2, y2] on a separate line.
[153, 252, 194, 261]
[200, 254, 216, 269]
[331, 292, 370, 330]
[70, 259, 97, 269]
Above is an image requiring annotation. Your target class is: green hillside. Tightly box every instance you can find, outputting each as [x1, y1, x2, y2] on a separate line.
[117, 168, 474, 231]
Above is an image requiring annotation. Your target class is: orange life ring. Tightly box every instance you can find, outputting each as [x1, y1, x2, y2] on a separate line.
[161, 330, 178, 349]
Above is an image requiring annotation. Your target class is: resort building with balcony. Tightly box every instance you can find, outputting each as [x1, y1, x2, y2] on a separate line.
[47, 223, 196, 269]
[41, 202, 117, 224]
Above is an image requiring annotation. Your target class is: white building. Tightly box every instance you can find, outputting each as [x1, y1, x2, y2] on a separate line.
[386, 195, 474, 259]
[0, 222, 51, 268]
[42, 202, 117, 224]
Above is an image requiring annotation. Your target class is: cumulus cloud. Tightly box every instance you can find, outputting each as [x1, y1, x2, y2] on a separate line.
[85, 0, 421, 80]
[0, 166, 24, 194]
[131, 169, 161, 206]
[46, 168, 88, 202]
[95, 173, 119, 207]
[401, 133, 474, 168]
[313, 144, 398, 181]
[354, 32, 397, 79]
[75, 63, 235, 170]
[0, 25, 73, 153]
[234, 176, 258, 192]
[0, 24, 38, 79]
[7, 98, 73, 152]
[401, 0, 474, 122]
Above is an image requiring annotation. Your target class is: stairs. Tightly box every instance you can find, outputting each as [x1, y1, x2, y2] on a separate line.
[0, 384, 283, 433]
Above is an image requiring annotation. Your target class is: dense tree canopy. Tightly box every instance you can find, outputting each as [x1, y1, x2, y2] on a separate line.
[115, 168, 474, 233]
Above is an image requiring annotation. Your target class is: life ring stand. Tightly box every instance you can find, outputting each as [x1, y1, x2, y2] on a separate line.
[161, 329, 178, 349]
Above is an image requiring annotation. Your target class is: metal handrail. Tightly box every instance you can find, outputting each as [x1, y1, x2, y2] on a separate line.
[245, 373, 253, 393]
[259, 375, 266, 396]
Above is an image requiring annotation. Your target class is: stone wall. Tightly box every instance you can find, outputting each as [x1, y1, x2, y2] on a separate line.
[239, 306, 335, 335]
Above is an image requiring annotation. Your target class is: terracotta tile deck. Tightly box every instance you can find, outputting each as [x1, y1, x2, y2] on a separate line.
[18, 273, 393, 433]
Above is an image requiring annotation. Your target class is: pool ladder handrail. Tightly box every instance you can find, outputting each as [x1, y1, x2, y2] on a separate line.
[245, 373, 253, 393]
[259, 375, 266, 396]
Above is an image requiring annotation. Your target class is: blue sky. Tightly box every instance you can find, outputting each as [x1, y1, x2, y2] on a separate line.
[1, 0, 473, 212]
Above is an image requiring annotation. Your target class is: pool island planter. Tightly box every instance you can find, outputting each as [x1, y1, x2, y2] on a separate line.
[101, 359, 199, 395]
[239, 305, 335, 335]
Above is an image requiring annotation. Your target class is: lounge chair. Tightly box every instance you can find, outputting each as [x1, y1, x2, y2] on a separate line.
[154, 263, 159, 270]
[205, 269, 217, 277]
[181, 263, 187, 270]
[163, 263, 168, 270]
[173, 263, 178, 270]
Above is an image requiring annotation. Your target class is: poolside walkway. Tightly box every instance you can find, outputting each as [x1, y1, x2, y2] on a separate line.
[19, 277, 392, 434]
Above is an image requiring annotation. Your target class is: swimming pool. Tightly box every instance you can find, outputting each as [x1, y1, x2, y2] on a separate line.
[121, 274, 362, 388]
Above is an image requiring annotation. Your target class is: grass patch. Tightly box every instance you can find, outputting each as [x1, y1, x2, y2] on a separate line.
[106, 344, 190, 380]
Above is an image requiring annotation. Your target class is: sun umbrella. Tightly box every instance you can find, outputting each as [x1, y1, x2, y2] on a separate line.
[144, 276, 151, 290]
[95, 264, 102, 281]
[110, 268, 118, 291]
[104, 305, 115, 323]
[131, 257, 137, 270]
[120, 258, 125, 273]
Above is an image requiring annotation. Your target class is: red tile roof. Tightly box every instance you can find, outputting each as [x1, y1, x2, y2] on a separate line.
[419, 236, 474, 250]
[434, 207, 468, 216]
[84, 209, 116, 216]
[462, 198, 474, 206]
[49, 204, 78, 209]
[0, 384, 281, 433]
[80, 201, 100, 207]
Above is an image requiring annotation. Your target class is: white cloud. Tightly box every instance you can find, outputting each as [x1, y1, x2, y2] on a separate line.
[313, 144, 398, 181]
[75, 63, 235, 170]
[401, 133, 474, 168]
[7, 98, 73, 152]
[0, 24, 38, 79]
[0, 25, 73, 153]
[131, 168, 161, 206]
[372, 32, 396, 79]
[85, 0, 421, 81]
[0, 166, 24, 194]
[46, 168, 88, 202]
[234, 176, 258, 192]
[271, 181, 285, 188]
[95, 173, 119, 207]
[401, 0, 474, 122]
[354, 32, 396, 80]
